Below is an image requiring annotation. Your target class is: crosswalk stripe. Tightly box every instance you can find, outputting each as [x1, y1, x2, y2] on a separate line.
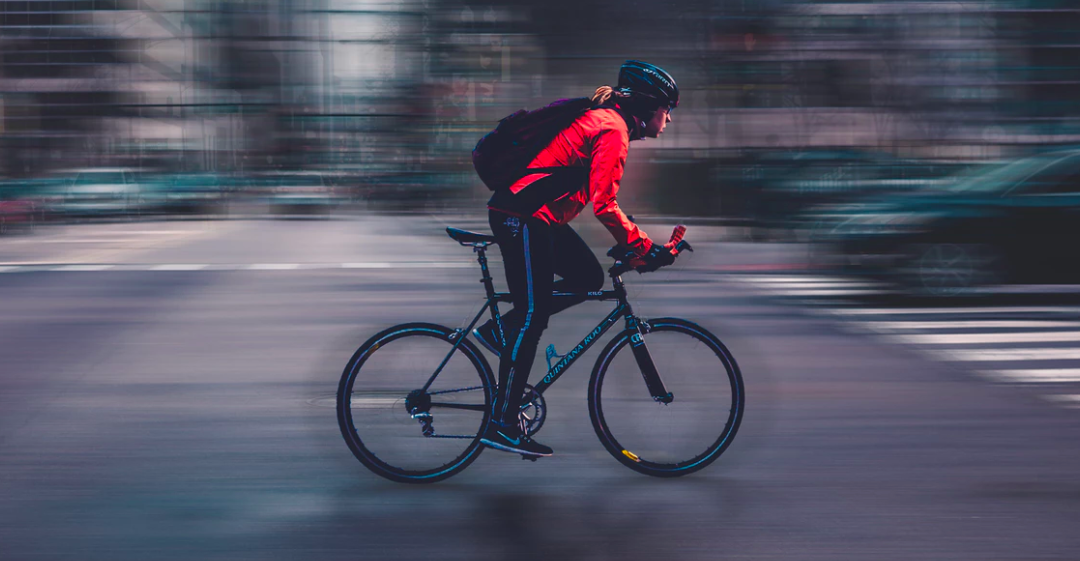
[983, 370, 1080, 383]
[727, 272, 1080, 410]
[863, 320, 1080, 331]
[936, 348, 1080, 362]
[897, 331, 1080, 345]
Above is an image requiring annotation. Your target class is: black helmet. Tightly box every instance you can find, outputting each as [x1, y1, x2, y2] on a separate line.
[616, 60, 679, 114]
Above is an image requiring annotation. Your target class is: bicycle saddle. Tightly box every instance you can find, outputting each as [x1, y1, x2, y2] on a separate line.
[446, 227, 496, 245]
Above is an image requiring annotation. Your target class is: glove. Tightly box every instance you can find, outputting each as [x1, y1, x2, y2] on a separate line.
[637, 241, 676, 273]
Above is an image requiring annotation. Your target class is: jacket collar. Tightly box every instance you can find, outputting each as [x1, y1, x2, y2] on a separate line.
[602, 102, 646, 141]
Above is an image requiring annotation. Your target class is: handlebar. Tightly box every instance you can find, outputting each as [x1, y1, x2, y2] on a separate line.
[607, 225, 694, 276]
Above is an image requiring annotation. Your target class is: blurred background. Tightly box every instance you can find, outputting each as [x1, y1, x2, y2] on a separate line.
[5, 1, 1080, 559]
[2, 0, 1079, 293]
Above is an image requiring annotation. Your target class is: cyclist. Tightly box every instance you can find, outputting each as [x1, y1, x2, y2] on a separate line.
[476, 60, 680, 457]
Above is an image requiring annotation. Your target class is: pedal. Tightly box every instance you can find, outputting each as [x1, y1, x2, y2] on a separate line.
[521, 454, 539, 462]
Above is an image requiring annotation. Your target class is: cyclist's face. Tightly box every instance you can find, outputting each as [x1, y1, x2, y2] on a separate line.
[643, 106, 672, 138]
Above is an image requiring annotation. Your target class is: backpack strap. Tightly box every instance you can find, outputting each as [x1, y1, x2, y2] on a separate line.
[487, 167, 590, 217]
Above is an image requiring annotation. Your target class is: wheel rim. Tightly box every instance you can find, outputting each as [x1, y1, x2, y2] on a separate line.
[591, 322, 742, 475]
[339, 327, 491, 481]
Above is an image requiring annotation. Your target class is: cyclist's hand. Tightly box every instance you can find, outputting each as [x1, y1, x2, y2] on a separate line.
[637, 241, 676, 273]
[607, 245, 637, 263]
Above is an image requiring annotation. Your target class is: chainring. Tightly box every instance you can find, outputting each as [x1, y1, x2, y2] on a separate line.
[518, 384, 547, 436]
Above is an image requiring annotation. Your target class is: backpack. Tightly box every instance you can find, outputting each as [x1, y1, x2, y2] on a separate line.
[472, 97, 594, 192]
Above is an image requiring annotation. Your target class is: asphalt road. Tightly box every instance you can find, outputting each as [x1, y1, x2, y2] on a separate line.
[1, 216, 1079, 560]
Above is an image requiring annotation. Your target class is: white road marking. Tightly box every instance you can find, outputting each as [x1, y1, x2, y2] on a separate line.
[0, 262, 478, 272]
[936, 348, 1080, 362]
[349, 396, 403, 408]
[1042, 395, 1080, 406]
[897, 331, 1080, 345]
[95, 230, 201, 235]
[38, 239, 140, 244]
[395, 261, 474, 268]
[51, 264, 115, 272]
[730, 275, 869, 284]
[828, 306, 1080, 316]
[341, 262, 395, 269]
[863, 320, 1080, 331]
[769, 289, 881, 297]
[151, 264, 208, 271]
[247, 263, 301, 270]
[983, 370, 1080, 383]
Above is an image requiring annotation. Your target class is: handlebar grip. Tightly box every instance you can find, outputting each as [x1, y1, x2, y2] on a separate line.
[665, 225, 688, 256]
[607, 226, 692, 276]
[668, 224, 686, 247]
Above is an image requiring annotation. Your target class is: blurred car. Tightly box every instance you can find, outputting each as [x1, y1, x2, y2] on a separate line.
[711, 148, 969, 231]
[0, 177, 67, 232]
[0, 180, 40, 233]
[808, 149, 1080, 294]
[259, 172, 337, 217]
[46, 169, 145, 220]
[138, 173, 228, 216]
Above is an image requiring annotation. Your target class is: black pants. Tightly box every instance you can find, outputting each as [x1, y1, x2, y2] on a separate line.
[488, 209, 604, 426]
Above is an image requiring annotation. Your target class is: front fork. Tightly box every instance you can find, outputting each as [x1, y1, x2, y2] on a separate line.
[626, 317, 674, 404]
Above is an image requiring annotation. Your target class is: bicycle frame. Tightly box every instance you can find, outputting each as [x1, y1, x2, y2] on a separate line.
[420, 243, 671, 404]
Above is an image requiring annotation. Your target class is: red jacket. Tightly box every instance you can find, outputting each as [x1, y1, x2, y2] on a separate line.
[494, 106, 652, 255]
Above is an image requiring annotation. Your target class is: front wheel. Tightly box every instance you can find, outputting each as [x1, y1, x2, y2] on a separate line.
[337, 323, 494, 484]
[588, 318, 744, 477]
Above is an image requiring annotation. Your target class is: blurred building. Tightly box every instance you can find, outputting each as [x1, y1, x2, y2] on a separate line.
[1, 0, 1078, 210]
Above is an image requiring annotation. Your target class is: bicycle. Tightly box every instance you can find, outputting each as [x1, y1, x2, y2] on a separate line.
[336, 225, 744, 484]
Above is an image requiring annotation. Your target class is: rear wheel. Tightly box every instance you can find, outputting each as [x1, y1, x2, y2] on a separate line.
[588, 318, 744, 477]
[337, 323, 494, 484]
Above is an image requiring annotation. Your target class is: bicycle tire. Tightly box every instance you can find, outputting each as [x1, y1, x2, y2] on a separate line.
[337, 322, 494, 484]
[588, 318, 744, 477]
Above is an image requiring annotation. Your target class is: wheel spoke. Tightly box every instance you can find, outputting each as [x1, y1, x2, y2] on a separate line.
[337, 324, 493, 483]
[588, 320, 743, 477]
[429, 402, 486, 411]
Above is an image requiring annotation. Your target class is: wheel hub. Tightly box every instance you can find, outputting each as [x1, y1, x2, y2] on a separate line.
[404, 390, 435, 436]
[404, 389, 432, 415]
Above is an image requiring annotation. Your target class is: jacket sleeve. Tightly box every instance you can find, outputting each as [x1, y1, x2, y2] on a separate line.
[590, 128, 652, 255]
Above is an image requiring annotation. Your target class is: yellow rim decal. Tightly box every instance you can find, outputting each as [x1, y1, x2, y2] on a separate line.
[622, 450, 641, 462]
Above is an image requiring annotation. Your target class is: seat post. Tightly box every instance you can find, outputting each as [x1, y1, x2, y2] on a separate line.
[475, 245, 497, 299]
